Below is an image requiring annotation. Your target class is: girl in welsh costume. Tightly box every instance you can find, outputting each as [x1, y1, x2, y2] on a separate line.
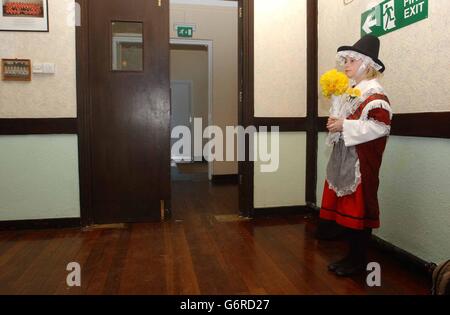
[321, 35, 393, 277]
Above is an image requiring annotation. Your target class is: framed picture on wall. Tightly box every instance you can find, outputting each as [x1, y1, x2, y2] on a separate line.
[2, 58, 32, 81]
[0, 0, 49, 32]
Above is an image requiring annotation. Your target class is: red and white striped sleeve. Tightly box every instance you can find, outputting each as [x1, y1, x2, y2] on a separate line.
[342, 99, 393, 147]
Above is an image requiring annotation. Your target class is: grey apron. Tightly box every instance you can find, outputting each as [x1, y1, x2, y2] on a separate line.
[326, 138, 360, 197]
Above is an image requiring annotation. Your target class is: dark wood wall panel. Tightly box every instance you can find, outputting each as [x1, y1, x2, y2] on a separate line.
[318, 113, 450, 139]
[252, 117, 308, 132]
[0, 118, 77, 135]
[305, 0, 319, 205]
[390, 113, 450, 139]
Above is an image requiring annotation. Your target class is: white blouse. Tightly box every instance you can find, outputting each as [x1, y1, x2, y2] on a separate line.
[341, 79, 393, 147]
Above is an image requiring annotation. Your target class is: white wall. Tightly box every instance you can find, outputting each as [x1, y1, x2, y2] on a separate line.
[0, 0, 77, 118]
[0, 0, 79, 222]
[254, 132, 307, 208]
[254, 0, 307, 117]
[0, 135, 80, 221]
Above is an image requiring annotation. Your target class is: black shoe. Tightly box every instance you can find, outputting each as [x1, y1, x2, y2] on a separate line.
[334, 261, 365, 277]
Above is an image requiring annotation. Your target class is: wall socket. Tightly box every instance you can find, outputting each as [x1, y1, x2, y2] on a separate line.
[32, 63, 56, 74]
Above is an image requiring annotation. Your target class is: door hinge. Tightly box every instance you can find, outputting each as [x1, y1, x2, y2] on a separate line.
[239, 91, 243, 103]
[239, 7, 243, 18]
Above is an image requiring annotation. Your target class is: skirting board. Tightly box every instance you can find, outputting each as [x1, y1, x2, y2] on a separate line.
[253, 205, 313, 216]
[371, 234, 437, 276]
[0, 218, 81, 231]
[211, 174, 239, 185]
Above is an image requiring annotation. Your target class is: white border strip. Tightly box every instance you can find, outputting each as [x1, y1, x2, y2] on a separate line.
[170, 0, 238, 8]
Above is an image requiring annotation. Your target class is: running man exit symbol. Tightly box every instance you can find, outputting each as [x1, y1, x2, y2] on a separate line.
[383, 0, 396, 31]
[361, 0, 428, 37]
[177, 26, 194, 38]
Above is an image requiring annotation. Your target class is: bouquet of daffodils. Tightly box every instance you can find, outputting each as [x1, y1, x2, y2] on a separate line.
[320, 69, 361, 145]
[320, 69, 349, 99]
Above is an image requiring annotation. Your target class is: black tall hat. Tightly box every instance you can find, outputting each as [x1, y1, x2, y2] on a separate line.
[337, 34, 385, 73]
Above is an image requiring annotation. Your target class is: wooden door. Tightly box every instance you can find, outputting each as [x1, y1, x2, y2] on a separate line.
[88, 0, 170, 223]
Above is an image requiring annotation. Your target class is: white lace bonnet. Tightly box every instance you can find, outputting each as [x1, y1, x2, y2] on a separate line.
[336, 50, 384, 73]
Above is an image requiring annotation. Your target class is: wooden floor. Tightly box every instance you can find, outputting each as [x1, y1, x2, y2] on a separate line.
[0, 179, 430, 295]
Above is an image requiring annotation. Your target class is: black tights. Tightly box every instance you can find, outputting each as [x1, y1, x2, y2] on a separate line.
[345, 228, 372, 264]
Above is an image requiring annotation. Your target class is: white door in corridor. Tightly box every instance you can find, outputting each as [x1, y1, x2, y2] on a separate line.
[171, 80, 194, 162]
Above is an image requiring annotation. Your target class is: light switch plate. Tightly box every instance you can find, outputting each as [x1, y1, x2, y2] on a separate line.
[32, 63, 56, 74]
[43, 63, 56, 74]
[32, 64, 44, 73]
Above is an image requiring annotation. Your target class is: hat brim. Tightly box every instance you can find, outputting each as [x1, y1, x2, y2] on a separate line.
[337, 46, 385, 73]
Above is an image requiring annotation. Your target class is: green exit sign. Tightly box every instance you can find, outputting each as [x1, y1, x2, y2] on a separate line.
[361, 0, 428, 37]
[177, 26, 194, 38]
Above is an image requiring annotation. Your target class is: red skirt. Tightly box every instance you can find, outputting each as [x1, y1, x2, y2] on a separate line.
[319, 180, 380, 230]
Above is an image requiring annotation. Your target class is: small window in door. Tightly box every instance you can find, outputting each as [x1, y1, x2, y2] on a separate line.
[112, 21, 143, 71]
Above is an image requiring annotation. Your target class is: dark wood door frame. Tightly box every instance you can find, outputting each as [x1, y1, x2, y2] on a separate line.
[240, 0, 319, 216]
[238, 0, 252, 216]
[76, 0, 93, 226]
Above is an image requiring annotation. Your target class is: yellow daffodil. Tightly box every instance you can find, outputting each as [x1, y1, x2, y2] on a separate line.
[319, 69, 349, 99]
[346, 88, 362, 98]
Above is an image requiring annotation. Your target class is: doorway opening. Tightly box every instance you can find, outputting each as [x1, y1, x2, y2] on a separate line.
[169, 1, 242, 218]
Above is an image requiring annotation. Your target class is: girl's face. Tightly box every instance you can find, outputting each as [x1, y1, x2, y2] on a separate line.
[343, 57, 363, 79]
